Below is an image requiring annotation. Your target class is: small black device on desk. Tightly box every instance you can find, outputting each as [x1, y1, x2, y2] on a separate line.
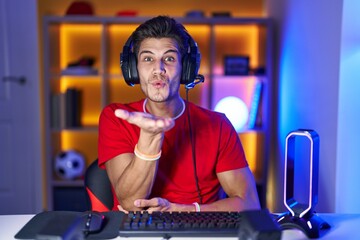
[119, 209, 281, 240]
[15, 211, 123, 240]
[36, 211, 104, 240]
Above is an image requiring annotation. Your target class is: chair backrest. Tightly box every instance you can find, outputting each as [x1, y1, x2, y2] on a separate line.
[84, 159, 114, 211]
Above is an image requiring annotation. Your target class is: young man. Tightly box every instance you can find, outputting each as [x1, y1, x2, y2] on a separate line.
[98, 16, 260, 212]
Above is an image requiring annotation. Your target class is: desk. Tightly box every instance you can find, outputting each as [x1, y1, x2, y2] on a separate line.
[1, 214, 360, 239]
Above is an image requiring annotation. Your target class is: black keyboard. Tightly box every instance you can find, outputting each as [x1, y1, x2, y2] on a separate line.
[119, 211, 245, 238]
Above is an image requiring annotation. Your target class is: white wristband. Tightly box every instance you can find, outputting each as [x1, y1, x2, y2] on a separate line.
[192, 202, 201, 212]
[134, 144, 161, 161]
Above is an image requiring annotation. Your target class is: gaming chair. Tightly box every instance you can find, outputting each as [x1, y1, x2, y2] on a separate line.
[84, 159, 113, 212]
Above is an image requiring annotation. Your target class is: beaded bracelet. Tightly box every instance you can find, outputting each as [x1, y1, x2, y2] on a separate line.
[134, 144, 162, 161]
[192, 202, 201, 212]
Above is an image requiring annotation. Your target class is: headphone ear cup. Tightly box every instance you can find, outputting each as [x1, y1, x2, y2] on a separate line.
[120, 52, 131, 86]
[181, 54, 190, 85]
[120, 51, 139, 86]
[128, 53, 139, 84]
[181, 33, 201, 85]
[181, 52, 200, 85]
[120, 34, 139, 86]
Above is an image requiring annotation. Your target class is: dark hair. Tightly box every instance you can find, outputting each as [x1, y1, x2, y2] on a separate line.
[131, 15, 190, 57]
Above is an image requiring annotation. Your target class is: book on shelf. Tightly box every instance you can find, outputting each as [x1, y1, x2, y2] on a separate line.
[247, 81, 263, 129]
[50, 88, 81, 129]
[50, 93, 66, 129]
[65, 88, 81, 128]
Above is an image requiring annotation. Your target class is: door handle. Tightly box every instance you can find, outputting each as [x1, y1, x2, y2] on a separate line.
[2, 76, 26, 85]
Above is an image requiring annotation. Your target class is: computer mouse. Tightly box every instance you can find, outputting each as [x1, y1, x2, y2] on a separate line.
[80, 211, 105, 233]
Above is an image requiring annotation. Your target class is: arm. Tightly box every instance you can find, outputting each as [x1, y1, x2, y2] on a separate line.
[105, 109, 174, 211]
[133, 167, 260, 212]
[200, 167, 261, 211]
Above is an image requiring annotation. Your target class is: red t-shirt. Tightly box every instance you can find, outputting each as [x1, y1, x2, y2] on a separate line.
[98, 99, 248, 210]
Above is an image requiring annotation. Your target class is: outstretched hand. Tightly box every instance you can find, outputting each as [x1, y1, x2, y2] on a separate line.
[134, 197, 172, 213]
[117, 197, 173, 213]
[115, 109, 175, 134]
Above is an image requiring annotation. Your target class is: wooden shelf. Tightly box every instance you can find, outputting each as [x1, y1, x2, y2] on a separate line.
[43, 16, 273, 210]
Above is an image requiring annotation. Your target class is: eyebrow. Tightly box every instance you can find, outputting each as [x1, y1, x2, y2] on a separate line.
[138, 49, 180, 56]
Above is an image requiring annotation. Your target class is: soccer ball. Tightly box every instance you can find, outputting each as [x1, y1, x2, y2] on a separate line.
[54, 150, 85, 180]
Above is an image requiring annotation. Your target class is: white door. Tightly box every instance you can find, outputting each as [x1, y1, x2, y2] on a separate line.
[0, 0, 43, 214]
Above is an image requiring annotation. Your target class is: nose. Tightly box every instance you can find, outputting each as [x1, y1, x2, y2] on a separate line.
[153, 60, 166, 75]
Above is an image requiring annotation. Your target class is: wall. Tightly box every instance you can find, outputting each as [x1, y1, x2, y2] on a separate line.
[267, 0, 360, 213]
[38, 0, 265, 18]
[336, 0, 360, 213]
[268, 0, 342, 213]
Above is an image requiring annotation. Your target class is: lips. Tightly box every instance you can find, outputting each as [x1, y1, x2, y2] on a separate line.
[150, 77, 167, 88]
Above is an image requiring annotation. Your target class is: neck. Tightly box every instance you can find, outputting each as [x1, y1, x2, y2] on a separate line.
[143, 98, 185, 120]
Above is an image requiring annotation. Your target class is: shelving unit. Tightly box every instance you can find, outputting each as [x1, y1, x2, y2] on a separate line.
[43, 16, 273, 211]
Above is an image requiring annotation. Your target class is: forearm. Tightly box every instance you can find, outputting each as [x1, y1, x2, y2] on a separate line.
[196, 196, 260, 212]
[116, 160, 158, 209]
[154, 196, 260, 213]
[114, 131, 164, 210]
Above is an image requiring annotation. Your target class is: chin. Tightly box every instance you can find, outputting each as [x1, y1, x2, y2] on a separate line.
[148, 94, 166, 102]
[148, 90, 169, 101]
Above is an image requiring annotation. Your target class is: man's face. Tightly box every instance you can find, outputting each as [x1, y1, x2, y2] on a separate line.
[137, 38, 182, 102]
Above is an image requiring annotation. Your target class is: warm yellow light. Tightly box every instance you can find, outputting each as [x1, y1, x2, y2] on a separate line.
[239, 131, 264, 182]
[266, 170, 276, 212]
[61, 131, 98, 164]
[185, 25, 211, 74]
[60, 24, 102, 68]
[214, 25, 259, 74]
[60, 76, 101, 126]
[107, 24, 140, 74]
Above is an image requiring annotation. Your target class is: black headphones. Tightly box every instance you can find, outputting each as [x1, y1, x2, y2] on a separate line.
[120, 33, 201, 86]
